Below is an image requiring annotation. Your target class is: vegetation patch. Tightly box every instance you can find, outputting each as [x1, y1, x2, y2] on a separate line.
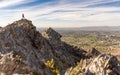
[44, 58, 60, 75]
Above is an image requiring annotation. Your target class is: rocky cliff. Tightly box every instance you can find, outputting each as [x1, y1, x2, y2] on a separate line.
[0, 18, 87, 75]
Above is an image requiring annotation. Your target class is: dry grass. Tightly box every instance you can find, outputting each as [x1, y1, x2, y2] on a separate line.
[100, 48, 120, 60]
[110, 49, 120, 60]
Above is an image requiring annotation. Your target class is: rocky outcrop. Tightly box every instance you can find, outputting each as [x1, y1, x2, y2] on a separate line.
[42, 27, 87, 74]
[42, 27, 62, 41]
[0, 18, 87, 75]
[65, 53, 120, 75]
[0, 19, 55, 75]
[84, 54, 120, 75]
[88, 48, 101, 57]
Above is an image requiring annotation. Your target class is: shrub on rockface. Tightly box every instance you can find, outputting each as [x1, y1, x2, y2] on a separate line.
[44, 58, 60, 75]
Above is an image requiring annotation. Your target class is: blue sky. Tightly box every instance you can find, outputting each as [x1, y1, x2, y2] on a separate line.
[0, 0, 120, 28]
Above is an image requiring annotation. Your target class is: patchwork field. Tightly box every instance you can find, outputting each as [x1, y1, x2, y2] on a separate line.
[58, 30, 120, 60]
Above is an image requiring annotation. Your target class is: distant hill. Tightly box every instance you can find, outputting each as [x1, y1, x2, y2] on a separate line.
[37, 26, 120, 32]
[77, 26, 120, 31]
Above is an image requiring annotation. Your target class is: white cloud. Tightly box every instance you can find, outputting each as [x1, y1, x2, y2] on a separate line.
[0, 0, 35, 8]
[0, 0, 120, 27]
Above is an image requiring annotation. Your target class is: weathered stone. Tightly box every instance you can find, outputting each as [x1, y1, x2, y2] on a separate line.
[65, 53, 120, 75]
[42, 27, 62, 40]
[0, 19, 87, 75]
[88, 48, 101, 57]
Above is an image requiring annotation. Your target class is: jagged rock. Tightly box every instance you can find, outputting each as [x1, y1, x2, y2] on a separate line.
[0, 19, 54, 75]
[42, 27, 62, 41]
[0, 52, 53, 75]
[42, 27, 87, 74]
[84, 54, 120, 75]
[65, 53, 120, 75]
[88, 48, 101, 57]
[0, 19, 87, 75]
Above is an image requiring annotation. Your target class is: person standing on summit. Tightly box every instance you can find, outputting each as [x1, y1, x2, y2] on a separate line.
[22, 13, 25, 19]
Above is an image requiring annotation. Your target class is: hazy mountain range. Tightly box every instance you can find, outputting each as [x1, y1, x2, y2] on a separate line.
[37, 26, 120, 32]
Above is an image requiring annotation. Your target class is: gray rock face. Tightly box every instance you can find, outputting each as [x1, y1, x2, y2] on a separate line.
[0, 19, 54, 75]
[0, 19, 86, 75]
[84, 54, 120, 75]
[88, 48, 101, 57]
[42, 27, 62, 41]
[42, 27, 87, 74]
[65, 53, 120, 75]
